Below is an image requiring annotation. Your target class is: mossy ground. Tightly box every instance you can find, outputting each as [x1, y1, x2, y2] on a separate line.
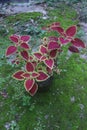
[0, 3, 87, 130]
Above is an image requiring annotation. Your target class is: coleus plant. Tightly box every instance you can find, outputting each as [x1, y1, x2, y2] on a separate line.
[5, 22, 85, 96]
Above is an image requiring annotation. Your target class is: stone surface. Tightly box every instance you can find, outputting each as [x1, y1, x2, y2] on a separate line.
[0, 2, 47, 15]
[79, 22, 87, 45]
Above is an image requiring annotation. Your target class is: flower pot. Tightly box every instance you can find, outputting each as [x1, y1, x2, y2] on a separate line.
[37, 76, 53, 92]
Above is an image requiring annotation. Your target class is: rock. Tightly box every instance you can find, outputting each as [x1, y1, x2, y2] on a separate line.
[70, 96, 75, 103]
[0, 2, 47, 16]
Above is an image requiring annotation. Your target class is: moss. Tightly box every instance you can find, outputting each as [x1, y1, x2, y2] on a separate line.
[1, 4, 78, 40]
[47, 5, 78, 28]
[5, 12, 43, 24]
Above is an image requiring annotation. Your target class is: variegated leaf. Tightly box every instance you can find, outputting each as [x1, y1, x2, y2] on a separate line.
[68, 45, 79, 53]
[59, 37, 70, 44]
[25, 62, 35, 72]
[29, 83, 38, 96]
[20, 50, 29, 60]
[48, 41, 60, 50]
[44, 59, 54, 69]
[34, 52, 42, 60]
[48, 36, 58, 42]
[40, 56, 47, 61]
[22, 72, 30, 78]
[21, 35, 31, 42]
[36, 71, 49, 81]
[40, 45, 47, 54]
[66, 25, 77, 37]
[20, 43, 30, 50]
[51, 26, 64, 35]
[71, 38, 85, 48]
[46, 66, 52, 74]
[32, 72, 40, 78]
[6, 46, 17, 56]
[24, 79, 35, 91]
[50, 49, 58, 58]
[12, 70, 24, 80]
[51, 22, 60, 27]
[9, 35, 19, 43]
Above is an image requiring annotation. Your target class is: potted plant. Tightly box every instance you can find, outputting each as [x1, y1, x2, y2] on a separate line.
[5, 22, 85, 96]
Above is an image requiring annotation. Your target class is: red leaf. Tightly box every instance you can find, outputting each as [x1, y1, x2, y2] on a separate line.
[34, 52, 42, 60]
[20, 43, 30, 50]
[29, 83, 38, 96]
[32, 72, 39, 78]
[12, 70, 24, 80]
[20, 50, 29, 60]
[68, 45, 79, 53]
[21, 35, 30, 42]
[26, 62, 34, 72]
[40, 56, 47, 61]
[24, 79, 35, 91]
[66, 25, 77, 37]
[29, 55, 33, 61]
[40, 45, 47, 54]
[51, 22, 60, 27]
[22, 72, 30, 78]
[48, 41, 60, 50]
[71, 38, 85, 48]
[59, 37, 70, 44]
[32, 61, 37, 67]
[9, 35, 19, 43]
[51, 26, 64, 35]
[12, 34, 19, 39]
[6, 46, 17, 56]
[48, 36, 58, 42]
[50, 49, 58, 58]
[36, 71, 49, 81]
[44, 59, 54, 69]
[46, 66, 52, 74]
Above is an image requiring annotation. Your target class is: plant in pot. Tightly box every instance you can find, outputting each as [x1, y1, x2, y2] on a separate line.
[5, 22, 85, 96]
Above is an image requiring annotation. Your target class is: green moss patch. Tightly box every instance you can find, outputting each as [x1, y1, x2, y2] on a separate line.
[5, 12, 43, 24]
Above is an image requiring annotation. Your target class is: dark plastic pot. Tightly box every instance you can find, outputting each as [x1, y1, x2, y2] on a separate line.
[37, 76, 53, 92]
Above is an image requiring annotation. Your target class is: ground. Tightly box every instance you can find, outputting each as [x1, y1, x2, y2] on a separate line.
[0, 1, 87, 130]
